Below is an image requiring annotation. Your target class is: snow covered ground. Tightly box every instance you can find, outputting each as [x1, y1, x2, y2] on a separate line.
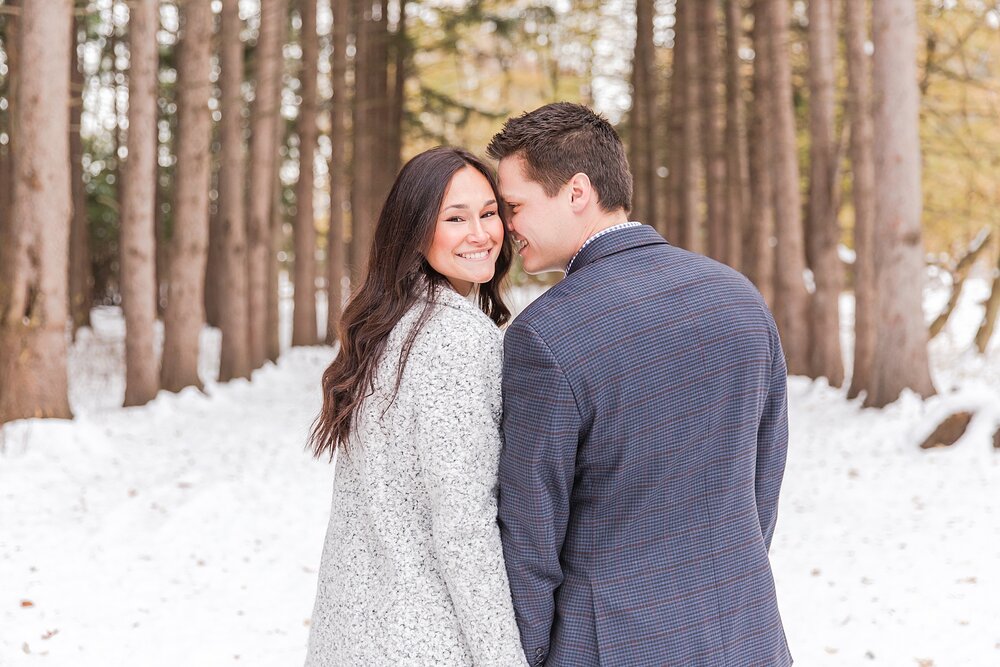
[1, 279, 998, 666]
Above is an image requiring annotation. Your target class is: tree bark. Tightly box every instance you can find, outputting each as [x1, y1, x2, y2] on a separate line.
[745, 0, 775, 306]
[0, 0, 73, 424]
[161, 0, 214, 393]
[387, 0, 407, 181]
[121, 0, 160, 406]
[663, 10, 686, 244]
[292, 0, 319, 347]
[865, 0, 936, 407]
[723, 0, 748, 272]
[0, 0, 20, 255]
[699, 0, 726, 262]
[217, 0, 251, 381]
[845, 0, 876, 399]
[327, 0, 349, 344]
[629, 0, 655, 226]
[69, 12, 92, 336]
[806, 0, 844, 386]
[678, 0, 702, 253]
[248, 0, 286, 368]
[350, 0, 376, 282]
[267, 86, 286, 364]
[767, 0, 810, 375]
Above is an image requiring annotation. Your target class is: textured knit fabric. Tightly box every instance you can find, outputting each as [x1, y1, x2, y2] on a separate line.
[305, 284, 529, 667]
[499, 224, 792, 667]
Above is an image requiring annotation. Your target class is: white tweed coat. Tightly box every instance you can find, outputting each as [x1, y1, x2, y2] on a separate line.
[305, 284, 529, 667]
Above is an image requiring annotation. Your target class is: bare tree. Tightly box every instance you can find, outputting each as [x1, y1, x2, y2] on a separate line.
[629, 0, 656, 227]
[248, 0, 287, 368]
[293, 0, 319, 347]
[723, 0, 748, 272]
[844, 0, 877, 399]
[326, 0, 349, 344]
[767, 0, 810, 375]
[217, 0, 251, 381]
[865, 0, 936, 406]
[699, 0, 726, 262]
[663, 5, 686, 244]
[0, 0, 20, 254]
[744, 0, 775, 306]
[69, 11, 92, 335]
[351, 0, 376, 281]
[161, 0, 214, 392]
[0, 0, 73, 424]
[806, 0, 844, 386]
[678, 0, 702, 253]
[121, 0, 160, 405]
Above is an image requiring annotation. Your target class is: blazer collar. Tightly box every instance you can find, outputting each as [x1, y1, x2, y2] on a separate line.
[566, 224, 669, 276]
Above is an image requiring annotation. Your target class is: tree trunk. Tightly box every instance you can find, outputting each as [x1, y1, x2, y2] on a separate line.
[864, 0, 936, 407]
[161, 0, 213, 393]
[663, 11, 686, 244]
[292, 0, 319, 347]
[248, 0, 286, 369]
[845, 0, 876, 399]
[387, 0, 407, 181]
[69, 13, 92, 336]
[0, 0, 20, 255]
[121, 0, 160, 405]
[767, 0, 810, 375]
[723, 0, 748, 272]
[699, 0, 726, 262]
[217, 0, 251, 382]
[806, 0, 844, 386]
[744, 0, 775, 306]
[327, 0, 349, 345]
[0, 0, 73, 424]
[678, 0, 702, 253]
[267, 97, 285, 363]
[350, 0, 382, 283]
[629, 0, 655, 226]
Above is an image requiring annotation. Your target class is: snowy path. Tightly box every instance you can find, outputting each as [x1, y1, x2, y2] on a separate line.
[2, 284, 1000, 665]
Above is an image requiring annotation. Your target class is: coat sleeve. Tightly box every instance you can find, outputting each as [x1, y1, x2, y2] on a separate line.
[755, 317, 789, 550]
[412, 314, 530, 667]
[498, 318, 582, 666]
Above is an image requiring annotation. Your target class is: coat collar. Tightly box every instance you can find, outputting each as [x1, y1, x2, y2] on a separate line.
[565, 224, 670, 276]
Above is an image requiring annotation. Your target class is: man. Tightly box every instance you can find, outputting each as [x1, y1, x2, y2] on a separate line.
[490, 102, 791, 666]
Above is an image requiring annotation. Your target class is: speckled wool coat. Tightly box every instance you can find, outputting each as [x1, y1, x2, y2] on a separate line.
[305, 285, 529, 667]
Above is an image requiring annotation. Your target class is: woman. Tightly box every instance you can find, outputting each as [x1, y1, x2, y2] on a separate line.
[305, 147, 528, 666]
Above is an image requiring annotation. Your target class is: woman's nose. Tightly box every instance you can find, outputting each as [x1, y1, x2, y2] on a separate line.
[467, 218, 489, 243]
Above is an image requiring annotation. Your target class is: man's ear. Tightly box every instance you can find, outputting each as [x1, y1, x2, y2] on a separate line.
[568, 172, 592, 212]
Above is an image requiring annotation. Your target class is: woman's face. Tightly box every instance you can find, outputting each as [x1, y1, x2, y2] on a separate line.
[425, 166, 504, 296]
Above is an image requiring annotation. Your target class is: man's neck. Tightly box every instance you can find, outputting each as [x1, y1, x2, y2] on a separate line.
[574, 211, 631, 254]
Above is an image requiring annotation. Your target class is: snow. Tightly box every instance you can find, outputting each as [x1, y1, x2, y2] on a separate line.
[2, 279, 999, 666]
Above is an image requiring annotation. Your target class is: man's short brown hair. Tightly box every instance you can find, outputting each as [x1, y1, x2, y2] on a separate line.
[486, 102, 633, 214]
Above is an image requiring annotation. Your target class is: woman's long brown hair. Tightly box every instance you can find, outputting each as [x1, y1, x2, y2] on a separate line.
[308, 147, 513, 461]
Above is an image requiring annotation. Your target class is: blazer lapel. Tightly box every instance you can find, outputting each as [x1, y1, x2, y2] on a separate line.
[566, 224, 670, 277]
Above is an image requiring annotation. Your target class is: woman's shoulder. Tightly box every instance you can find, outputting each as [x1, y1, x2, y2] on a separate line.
[421, 285, 502, 343]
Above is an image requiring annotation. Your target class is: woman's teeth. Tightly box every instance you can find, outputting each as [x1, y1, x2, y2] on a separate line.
[458, 250, 491, 260]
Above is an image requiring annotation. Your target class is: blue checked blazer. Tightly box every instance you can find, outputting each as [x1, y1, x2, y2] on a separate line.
[498, 225, 791, 666]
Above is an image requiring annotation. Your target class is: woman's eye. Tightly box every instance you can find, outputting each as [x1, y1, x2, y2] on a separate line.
[482, 210, 497, 218]
[446, 216, 465, 223]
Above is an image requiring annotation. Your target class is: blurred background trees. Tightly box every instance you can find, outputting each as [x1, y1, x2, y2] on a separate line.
[2, 0, 1000, 424]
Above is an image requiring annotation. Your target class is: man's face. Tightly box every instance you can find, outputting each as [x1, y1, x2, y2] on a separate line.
[497, 155, 577, 275]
